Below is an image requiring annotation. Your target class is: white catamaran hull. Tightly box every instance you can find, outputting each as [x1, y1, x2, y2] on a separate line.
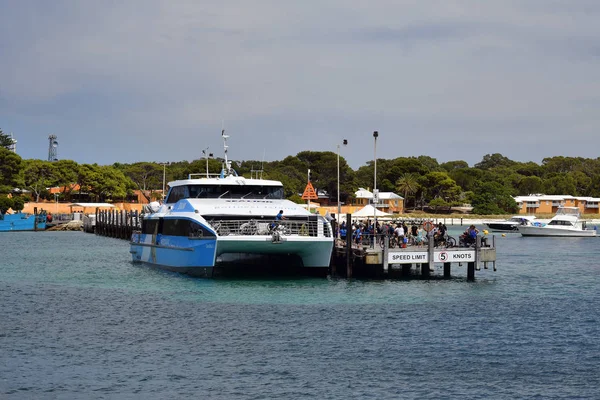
[216, 236, 333, 268]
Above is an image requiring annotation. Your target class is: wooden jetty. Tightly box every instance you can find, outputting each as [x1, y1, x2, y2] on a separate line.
[331, 214, 497, 281]
[92, 210, 497, 281]
[94, 208, 140, 240]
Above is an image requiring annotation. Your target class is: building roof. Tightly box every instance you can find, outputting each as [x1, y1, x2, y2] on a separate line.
[514, 195, 600, 203]
[355, 188, 403, 200]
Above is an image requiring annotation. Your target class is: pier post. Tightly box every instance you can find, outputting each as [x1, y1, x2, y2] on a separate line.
[402, 264, 411, 277]
[382, 236, 389, 274]
[467, 262, 475, 281]
[120, 210, 125, 239]
[492, 235, 497, 271]
[34, 207, 38, 231]
[426, 230, 434, 276]
[444, 262, 451, 279]
[346, 213, 352, 278]
[421, 263, 430, 278]
[111, 209, 115, 237]
[475, 236, 481, 271]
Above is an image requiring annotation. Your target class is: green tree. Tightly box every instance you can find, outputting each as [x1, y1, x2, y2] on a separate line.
[421, 171, 462, 204]
[471, 181, 518, 215]
[52, 160, 80, 200]
[475, 153, 516, 170]
[517, 176, 543, 195]
[0, 147, 23, 193]
[0, 195, 14, 214]
[11, 196, 25, 212]
[91, 165, 130, 201]
[22, 159, 56, 202]
[118, 162, 164, 202]
[395, 173, 419, 209]
[440, 160, 469, 172]
[542, 173, 576, 195]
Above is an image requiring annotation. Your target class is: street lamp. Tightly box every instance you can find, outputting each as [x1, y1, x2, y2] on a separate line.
[159, 162, 168, 201]
[202, 148, 213, 178]
[337, 139, 348, 238]
[373, 131, 379, 247]
[54, 193, 59, 213]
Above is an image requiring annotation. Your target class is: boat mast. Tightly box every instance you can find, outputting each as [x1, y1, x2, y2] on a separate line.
[222, 129, 232, 176]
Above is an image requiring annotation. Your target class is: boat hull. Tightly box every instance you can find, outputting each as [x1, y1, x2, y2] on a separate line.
[130, 232, 334, 277]
[0, 213, 46, 232]
[518, 226, 597, 237]
[485, 222, 519, 232]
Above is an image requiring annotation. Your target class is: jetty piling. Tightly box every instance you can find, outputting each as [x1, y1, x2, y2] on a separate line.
[94, 208, 139, 240]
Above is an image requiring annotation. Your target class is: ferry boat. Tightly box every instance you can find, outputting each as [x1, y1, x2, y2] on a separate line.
[129, 131, 334, 277]
[484, 215, 536, 232]
[518, 206, 597, 237]
[0, 211, 46, 232]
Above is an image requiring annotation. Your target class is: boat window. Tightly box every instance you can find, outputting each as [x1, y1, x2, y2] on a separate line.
[547, 220, 573, 226]
[182, 184, 284, 199]
[142, 218, 160, 234]
[166, 186, 189, 203]
[163, 218, 216, 238]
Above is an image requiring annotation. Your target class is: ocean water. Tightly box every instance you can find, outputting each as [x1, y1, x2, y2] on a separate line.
[1, 230, 599, 399]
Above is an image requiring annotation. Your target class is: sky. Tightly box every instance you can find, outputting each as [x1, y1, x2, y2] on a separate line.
[1, 0, 600, 170]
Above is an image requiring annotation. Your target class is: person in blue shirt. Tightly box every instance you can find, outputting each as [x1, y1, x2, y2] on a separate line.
[340, 221, 347, 240]
[276, 210, 285, 221]
[271, 210, 286, 231]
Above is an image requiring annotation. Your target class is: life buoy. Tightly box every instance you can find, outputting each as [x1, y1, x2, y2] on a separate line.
[300, 223, 308, 236]
[422, 221, 434, 232]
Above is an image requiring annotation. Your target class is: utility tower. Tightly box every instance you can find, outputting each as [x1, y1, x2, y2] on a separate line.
[7, 133, 17, 153]
[48, 135, 59, 161]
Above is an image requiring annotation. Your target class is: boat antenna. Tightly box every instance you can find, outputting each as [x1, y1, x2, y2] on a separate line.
[260, 149, 265, 179]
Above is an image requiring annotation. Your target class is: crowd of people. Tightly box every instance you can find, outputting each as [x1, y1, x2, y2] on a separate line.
[334, 219, 482, 248]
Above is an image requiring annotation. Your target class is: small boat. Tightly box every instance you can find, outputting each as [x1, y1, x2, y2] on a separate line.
[485, 215, 536, 232]
[0, 211, 47, 232]
[518, 207, 596, 237]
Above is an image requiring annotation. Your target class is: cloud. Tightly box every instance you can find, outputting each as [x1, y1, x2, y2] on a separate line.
[1, 0, 599, 168]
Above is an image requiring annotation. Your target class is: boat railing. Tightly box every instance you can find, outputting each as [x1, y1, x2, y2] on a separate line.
[207, 219, 322, 237]
[188, 173, 231, 179]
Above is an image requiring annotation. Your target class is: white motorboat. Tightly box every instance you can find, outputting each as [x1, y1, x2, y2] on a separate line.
[485, 215, 536, 232]
[129, 131, 334, 277]
[518, 207, 597, 237]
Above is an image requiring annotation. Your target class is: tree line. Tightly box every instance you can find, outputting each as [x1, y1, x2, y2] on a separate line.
[2, 129, 600, 215]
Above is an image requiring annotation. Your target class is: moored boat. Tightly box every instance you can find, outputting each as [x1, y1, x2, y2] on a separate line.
[485, 215, 536, 232]
[0, 211, 47, 232]
[129, 131, 334, 277]
[518, 207, 596, 237]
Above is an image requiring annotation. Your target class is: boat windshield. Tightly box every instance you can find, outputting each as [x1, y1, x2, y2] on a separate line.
[555, 207, 580, 217]
[166, 184, 284, 203]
